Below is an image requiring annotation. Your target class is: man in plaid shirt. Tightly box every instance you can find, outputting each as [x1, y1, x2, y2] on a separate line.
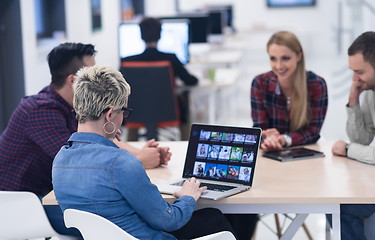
[0, 42, 171, 237]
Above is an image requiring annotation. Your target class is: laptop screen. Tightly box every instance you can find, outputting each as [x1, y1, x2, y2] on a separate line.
[183, 124, 262, 186]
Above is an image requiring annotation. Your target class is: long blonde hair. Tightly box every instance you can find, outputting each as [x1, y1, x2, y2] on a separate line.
[267, 31, 309, 132]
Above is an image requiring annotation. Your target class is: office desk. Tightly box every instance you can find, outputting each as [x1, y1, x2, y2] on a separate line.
[183, 68, 241, 124]
[43, 140, 375, 240]
[189, 44, 244, 67]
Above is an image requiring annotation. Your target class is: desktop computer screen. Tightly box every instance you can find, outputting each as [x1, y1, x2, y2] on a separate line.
[205, 5, 235, 35]
[161, 13, 210, 43]
[118, 20, 190, 64]
[208, 10, 224, 35]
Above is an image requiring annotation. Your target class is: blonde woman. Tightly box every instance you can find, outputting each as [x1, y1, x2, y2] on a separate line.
[251, 31, 328, 151]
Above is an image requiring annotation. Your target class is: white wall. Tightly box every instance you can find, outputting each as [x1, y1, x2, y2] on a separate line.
[148, 0, 340, 56]
[363, 0, 375, 32]
[19, 0, 374, 95]
[144, 0, 176, 16]
[20, 0, 122, 95]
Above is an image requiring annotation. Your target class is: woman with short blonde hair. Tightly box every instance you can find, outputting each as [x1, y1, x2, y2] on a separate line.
[53, 65, 234, 240]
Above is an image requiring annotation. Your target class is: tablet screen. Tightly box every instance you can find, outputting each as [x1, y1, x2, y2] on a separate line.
[263, 147, 324, 161]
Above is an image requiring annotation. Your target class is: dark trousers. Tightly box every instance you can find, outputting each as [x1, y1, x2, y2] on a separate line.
[225, 214, 259, 240]
[43, 204, 83, 239]
[169, 208, 235, 239]
[37, 195, 82, 239]
[327, 204, 375, 240]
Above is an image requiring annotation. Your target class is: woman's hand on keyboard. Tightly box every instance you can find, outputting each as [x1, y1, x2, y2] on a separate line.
[173, 177, 207, 201]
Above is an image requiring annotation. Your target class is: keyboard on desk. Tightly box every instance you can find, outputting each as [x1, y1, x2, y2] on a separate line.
[172, 181, 236, 192]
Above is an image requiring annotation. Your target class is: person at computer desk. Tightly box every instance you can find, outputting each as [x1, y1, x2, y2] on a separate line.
[0, 42, 171, 238]
[251, 31, 328, 151]
[331, 31, 375, 240]
[121, 17, 198, 140]
[52, 65, 235, 240]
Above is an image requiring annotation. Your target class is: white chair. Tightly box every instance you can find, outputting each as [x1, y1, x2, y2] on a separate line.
[64, 209, 236, 240]
[64, 209, 137, 240]
[193, 231, 237, 240]
[0, 191, 77, 240]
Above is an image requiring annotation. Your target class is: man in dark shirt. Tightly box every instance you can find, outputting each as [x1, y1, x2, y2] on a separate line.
[122, 17, 198, 140]
[0, 42, 171, 237]
[122, 17, 198, 86]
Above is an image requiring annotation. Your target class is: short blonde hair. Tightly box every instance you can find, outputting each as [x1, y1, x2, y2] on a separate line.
[73, 65, 131, 123]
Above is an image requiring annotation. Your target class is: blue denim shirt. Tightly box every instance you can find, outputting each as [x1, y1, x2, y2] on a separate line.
[52, 132, 196, 240]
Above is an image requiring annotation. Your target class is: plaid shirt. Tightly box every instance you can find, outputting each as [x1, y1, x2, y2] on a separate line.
[0, 86, 77, 195]
[251, 71, 328, 146]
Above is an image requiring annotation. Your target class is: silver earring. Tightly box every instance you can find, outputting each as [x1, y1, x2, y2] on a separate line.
[103, 122, 116, 135]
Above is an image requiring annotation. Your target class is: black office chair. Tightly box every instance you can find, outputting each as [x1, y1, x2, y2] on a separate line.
[120, 61, 180, 140]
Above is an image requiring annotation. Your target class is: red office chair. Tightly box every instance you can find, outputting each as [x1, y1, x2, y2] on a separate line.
[120, 61, 181, 140]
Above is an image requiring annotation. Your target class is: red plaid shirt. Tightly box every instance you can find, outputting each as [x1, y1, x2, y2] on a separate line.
[251, 71, 328, 146]
[0, 86, 77, 195]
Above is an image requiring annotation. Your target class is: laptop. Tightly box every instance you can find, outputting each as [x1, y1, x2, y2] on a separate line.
[157, 124, 262, 200]
[263, 147, 325, 162]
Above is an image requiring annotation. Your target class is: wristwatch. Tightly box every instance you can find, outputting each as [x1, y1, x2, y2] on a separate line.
[283, 134, 292, 147]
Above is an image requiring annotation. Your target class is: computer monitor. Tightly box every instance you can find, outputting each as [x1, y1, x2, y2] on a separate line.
[208, 10, 224, 35]
[118, 20, 190, 64]
[224, 5, 233, 29]
[161, 13, 210, 43]
[205, 4, 236, 35]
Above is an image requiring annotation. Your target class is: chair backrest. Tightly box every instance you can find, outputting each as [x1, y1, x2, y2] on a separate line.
[193, 231, 237, 240]
[0, 191, 59, 239]
[120, 61, 180, 140]
[64, 209, 138, 240]
[64, 209, 236, 240]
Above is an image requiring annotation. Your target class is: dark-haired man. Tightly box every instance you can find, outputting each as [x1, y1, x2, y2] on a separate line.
[0, 42, 171, 237]
[331, 31, 375, 239]
[122, 17, 198, 86]
[122, 17, 198, 140]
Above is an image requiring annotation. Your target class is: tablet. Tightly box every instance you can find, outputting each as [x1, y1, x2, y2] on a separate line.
[262, 147, 325, 161]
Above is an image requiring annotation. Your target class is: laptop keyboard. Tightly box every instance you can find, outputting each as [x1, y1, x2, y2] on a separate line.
[172, 181, 236, 192]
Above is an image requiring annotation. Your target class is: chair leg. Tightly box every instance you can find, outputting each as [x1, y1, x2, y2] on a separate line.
[251, 216, 259, 240]
[285, 214, 313, 240]
[258, 214, 313, 239]
[274, 214, 282, 239]
[302, 222, 314, 240]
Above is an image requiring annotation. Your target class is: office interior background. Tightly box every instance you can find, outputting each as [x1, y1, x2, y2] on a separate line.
[0, 0, 374, 239]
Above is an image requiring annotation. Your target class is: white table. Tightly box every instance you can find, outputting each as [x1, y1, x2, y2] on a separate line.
[189, 44, 244, 67]
[138, 140, 375, 240]
[183, 68, 241, 124]
[44, 140, 375, 240]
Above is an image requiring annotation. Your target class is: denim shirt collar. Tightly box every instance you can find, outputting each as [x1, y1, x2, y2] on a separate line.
[68, 132, 119, 148]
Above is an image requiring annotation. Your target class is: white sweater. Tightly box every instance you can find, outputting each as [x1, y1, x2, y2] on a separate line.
[346, 90, 375, 164]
